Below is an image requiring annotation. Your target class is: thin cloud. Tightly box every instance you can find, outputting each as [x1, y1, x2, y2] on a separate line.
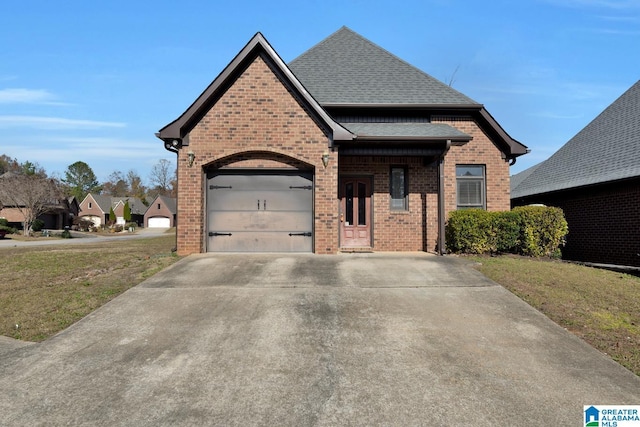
[0, 88, 66, 105]
[0, 116, 126, 130]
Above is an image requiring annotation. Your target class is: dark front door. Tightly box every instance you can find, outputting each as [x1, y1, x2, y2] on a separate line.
[207, 170, 313, 252]
[340, 177, 372, 248]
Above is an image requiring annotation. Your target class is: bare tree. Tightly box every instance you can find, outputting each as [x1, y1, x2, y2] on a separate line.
[148, 159, 175, 197]
[101, 171, 128, 197]
[126, 169, 147, 202]
[0, 172, 63, 235]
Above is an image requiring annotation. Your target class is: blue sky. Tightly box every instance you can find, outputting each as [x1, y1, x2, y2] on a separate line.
[1, 0, 639, 183]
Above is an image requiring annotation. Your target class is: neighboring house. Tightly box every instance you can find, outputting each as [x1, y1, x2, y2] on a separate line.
[0, 172, 77, 230]
[79, 194, 147, 227]
[512, 80, 640, 267]
[156, 27, 527, 255]
[144, 195, 177, 228]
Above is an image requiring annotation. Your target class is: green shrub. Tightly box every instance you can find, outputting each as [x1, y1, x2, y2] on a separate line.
[0, 218, 8, 227]
[445, 209, 493, 254]
[0, 224, 17, 234]
[60, 229, 72, 239]
[31, 219, 45, 232]
[491, 211, 521, 253]
[446, 206, 568, 257]
[512, 206, 568, 257]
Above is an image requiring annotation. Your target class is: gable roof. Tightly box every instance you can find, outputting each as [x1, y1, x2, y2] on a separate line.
[157, 27, 528, 159]
[81, 193, 112, 213]
[289, 27, 478, 106]
[146, 195, 177, 215]
[156, 32, 354, 144]
[512, 80, 640, 199]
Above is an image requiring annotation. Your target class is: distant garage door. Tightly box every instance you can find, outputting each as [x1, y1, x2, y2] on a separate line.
[148, 217, 171, 228]
[207, 170, 313, 252]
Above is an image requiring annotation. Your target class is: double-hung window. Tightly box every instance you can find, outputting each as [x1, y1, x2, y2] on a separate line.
[456, 165, 485, 209]
[390, 166, 408, 210]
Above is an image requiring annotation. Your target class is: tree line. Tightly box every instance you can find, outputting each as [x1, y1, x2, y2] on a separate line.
[0, 154, 176, 203]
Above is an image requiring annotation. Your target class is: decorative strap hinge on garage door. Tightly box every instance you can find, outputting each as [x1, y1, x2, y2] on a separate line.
[209, 232, 232, 236]
[289, 232, 312, 237]
[289, 185, 312, 190]
[209, 185, 232, 189]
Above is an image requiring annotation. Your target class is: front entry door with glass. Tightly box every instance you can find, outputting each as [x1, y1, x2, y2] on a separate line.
[339, 177, 372, 248]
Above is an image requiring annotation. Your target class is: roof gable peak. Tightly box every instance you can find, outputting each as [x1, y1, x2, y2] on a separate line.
[157, 32, 353, 145]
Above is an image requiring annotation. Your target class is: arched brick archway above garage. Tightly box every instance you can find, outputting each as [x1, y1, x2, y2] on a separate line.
[205, 150, 315, 171]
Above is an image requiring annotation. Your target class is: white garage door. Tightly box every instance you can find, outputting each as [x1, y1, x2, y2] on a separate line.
[207, 170, 313, 252]
[148, 217, 171, 228]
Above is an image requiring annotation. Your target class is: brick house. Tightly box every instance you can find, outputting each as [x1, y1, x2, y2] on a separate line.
[79, 193, 146, 227]
[512, 80, 640, 267]
[144, 195, 176, 228]
[157, 27, 527, 255]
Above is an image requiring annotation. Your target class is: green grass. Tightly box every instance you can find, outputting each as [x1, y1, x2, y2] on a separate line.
[471, 255, 640, 376]
[0, 234, 180, 342]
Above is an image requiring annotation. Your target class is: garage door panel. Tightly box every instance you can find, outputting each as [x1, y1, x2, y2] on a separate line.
[209, 190, 312, 212]
[209, 173, 312, 191]
[208, 211, 311, 231]
[208, 232, 312, 252]
[207, 170, 313, 253]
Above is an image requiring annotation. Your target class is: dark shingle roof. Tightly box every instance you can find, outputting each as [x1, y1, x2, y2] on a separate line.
[289, 27, 479, 106]
[512, 80, 640, 199]
[510, 163, 541, 194]
[341, 122, 471, 141]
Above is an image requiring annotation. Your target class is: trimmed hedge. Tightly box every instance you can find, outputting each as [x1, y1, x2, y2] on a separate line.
[446, 206, 568, 257]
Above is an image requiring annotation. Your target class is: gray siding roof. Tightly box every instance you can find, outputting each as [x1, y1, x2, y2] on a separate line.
[512, 80, 640, 199]
[289, 27, 479, 106]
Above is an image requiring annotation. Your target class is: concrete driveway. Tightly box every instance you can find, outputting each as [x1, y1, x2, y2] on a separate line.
[1, 253, 638, 426]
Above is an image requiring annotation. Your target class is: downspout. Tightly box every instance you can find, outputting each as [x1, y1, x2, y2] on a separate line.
[437, 140, 452, 255]
[158, 134, 181, 252]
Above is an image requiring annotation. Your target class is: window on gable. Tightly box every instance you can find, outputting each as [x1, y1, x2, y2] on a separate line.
[88, 202, 92, 209]
[390, 166, 408, 211]
[158, 203, 161, 209]
[456, 165, 485, 209]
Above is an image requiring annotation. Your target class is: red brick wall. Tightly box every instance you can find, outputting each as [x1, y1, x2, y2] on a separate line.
[176, 55, 335, 255]
[339, 156, 439, 251]
[433, 116, 511, 215]
[514, 179, 640, 267]
[0, 207, 26, 223]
